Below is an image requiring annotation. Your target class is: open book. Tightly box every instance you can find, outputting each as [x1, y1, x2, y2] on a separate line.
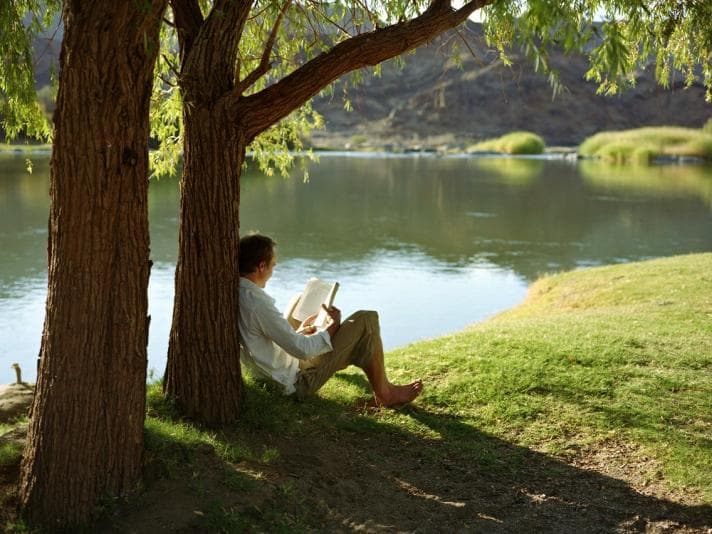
[291, 278, 340, 329]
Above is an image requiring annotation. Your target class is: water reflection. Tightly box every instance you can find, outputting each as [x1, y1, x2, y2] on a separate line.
[1, 154, 711, 382]
[237, 156, 712, 277]
[580, 160, 712, 208]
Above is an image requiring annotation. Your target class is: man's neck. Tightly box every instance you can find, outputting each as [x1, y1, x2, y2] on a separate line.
[243, 272, 265, 288]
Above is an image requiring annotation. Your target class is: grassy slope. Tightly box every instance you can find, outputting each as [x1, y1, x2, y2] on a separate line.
[314, 253, 712, 494]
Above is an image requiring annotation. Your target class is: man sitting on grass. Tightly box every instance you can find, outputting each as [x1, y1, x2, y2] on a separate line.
[238, 233, 423, 406]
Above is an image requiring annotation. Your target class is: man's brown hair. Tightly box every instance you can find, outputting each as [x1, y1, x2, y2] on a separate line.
[239, 233, 276, 275]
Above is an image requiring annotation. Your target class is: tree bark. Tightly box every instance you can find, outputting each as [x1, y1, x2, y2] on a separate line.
[164, 0, 248, 425]
[19, 1, 165, 527]
[164, 103, 245, 425]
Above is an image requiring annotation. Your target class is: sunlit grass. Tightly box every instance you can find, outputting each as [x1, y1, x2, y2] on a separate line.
[468, 131, 546, 155]
[0, 418, 27, 470]
[0, 442, 22, 469]
[579, 127, 712, 163]
[50, 252, 702, 533]
[380, 253, 712, 496]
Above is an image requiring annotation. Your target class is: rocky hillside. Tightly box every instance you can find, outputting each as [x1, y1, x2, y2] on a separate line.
[310, 23, 711, 149]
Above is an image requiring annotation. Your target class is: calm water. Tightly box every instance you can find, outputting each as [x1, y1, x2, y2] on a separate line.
[1, 153, 711, 383]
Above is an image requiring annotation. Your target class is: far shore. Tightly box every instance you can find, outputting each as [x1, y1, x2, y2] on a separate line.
[2, 138, 710, 165]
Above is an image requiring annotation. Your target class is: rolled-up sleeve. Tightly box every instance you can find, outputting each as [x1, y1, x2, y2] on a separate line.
[255, 301, 332, 359]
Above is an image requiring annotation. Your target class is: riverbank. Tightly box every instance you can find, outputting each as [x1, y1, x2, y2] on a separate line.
[2, 253, 710, 531]
[0, 143, 52, 156]
[4, 134, 709, 163]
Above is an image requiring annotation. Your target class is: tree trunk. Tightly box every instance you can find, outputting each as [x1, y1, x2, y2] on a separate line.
[19, 2, 165, 527]
[163, 102, 245, 425]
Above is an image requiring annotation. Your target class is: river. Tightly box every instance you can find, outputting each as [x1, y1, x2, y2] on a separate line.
[1, 153, 711, 382]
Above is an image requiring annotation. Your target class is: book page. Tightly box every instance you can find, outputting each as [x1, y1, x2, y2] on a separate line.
[292, 278, 335, 322]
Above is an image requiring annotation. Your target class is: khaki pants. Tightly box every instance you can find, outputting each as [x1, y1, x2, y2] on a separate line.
[294, 310, 380, 399]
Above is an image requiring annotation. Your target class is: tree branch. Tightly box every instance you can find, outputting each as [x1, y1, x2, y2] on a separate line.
[180, 0, 254, 102]
[239, 0, 492, 139]
[169, 0, 204, 61]
[234, 0, 292, 96]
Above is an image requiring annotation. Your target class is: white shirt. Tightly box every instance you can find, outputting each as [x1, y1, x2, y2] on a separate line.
[238, 277, 333, 394]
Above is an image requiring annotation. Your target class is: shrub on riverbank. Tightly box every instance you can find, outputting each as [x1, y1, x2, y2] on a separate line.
[468, 131, 545, 155]
[579, 126, 712, 163]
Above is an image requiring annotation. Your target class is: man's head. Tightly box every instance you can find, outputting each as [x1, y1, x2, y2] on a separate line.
[239, 233, 277, 287]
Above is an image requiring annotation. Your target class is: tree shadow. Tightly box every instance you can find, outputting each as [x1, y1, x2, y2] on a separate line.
[98, 377, 711, 533]
[278, 372, 712, 532]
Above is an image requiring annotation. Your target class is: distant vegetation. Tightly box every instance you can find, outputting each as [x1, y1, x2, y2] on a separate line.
[467, 131, 545, 155]
[0, 143, 52, 154]
[579, 126, 712, 164]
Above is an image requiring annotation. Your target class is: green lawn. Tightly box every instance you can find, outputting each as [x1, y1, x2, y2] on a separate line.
[159, 254, 709, 485]
[143, 254, 710, 513]
[321, 253, 712, 494]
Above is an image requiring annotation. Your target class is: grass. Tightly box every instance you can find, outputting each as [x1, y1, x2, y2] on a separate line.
[152, 254, 709, 499]
[285, 253, 711, 496]
[4, 254, 711, 530]
[578, 126, 712, 163]
[467, 131, 546, 155]
[0, 419, 27, 470]
[173, 254, 706, 476]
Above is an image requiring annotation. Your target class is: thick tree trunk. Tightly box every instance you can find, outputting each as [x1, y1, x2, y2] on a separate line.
[19, 2, 164, 527]
[163, 103, 245, 425]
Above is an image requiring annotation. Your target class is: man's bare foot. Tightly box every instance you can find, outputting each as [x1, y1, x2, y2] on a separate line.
[374, 380, 423, 407]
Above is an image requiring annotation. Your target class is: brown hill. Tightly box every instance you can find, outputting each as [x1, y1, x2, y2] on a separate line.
[310, 23, 711, 149]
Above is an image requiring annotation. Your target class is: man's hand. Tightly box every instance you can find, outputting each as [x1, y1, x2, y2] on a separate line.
[322, 305, 341, 338]
[297, 313, 318, 335]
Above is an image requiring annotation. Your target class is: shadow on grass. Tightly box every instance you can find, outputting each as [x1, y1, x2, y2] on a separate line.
[97, 378, 711, 533]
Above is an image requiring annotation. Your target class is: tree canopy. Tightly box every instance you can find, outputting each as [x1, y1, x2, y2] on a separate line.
[4, 1, 711, 155]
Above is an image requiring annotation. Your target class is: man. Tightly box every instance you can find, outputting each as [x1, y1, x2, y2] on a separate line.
[238, 233, 423, 406]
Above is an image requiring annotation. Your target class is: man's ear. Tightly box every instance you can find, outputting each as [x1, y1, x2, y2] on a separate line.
[257, 261, 267, 273]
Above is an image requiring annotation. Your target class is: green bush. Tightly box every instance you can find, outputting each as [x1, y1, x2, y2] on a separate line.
[469, 131, 545, 155]
[578, 126, 712, 163]
[631, 144, 657, 164]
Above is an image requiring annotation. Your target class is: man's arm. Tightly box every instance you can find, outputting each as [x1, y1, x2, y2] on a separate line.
[255, 301, 332, 359]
